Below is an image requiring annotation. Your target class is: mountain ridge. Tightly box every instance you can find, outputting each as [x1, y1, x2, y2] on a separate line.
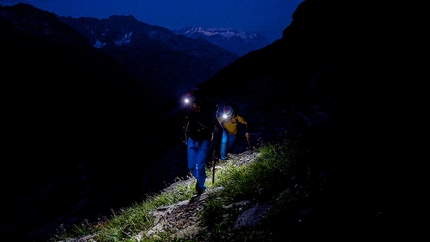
[58, 14, 240, 106]
[173, 26, 270, 56]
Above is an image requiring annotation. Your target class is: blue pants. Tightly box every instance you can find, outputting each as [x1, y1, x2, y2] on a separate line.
[187, 137, 210, 191]
[220, 129, 236, 160]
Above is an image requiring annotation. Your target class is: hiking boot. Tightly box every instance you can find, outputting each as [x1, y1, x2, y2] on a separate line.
[195, 183, 204, 195]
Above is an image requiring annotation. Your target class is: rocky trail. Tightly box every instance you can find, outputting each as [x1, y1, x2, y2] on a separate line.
[67, 150, 266, 242]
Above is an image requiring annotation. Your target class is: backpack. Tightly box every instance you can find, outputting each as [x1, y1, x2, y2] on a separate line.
[186, 109, 214, 141]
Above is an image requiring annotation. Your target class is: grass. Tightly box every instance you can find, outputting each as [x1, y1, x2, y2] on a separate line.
[49, 138, 319, 242]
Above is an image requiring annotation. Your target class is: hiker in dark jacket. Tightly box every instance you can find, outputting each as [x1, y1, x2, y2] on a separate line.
[182, 90, 221, 195]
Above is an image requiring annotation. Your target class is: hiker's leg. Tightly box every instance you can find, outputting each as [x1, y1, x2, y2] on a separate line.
[195, 140, 210, 191]
[226, 134, 237, 153]
[187, 138, 198, 178]
[220, 129, 228, 160]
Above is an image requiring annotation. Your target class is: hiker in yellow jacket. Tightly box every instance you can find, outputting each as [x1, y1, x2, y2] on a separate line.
[217, 105, 250, 160]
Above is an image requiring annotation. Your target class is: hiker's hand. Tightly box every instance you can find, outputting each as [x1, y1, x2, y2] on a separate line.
[181, 135, 187, 145]
[245, 132, 252, 150]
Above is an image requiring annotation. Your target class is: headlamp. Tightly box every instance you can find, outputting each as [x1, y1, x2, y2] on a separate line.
[222, 105, 233, 119]
[183, 96, 195, 105]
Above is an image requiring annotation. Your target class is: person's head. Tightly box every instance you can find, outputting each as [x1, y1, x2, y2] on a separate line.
[191, 100, 201, 112]
[222, 105, 234, 119]
[183, 88, 203, 111]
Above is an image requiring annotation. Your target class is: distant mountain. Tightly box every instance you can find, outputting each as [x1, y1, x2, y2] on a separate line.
[59, 16, 239, 106]
[173, 27, 270, 56]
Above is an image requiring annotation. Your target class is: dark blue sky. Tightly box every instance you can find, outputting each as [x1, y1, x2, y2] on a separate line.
[2, 0, 303, 42]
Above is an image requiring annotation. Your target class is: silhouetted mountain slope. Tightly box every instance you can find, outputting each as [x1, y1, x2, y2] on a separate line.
[156, 1, 427, 239]
[1, 3, 150, 167]
[1, 3, 153, 241]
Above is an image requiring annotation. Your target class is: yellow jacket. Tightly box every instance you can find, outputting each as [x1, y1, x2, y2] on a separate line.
[217, 114, 247, 135]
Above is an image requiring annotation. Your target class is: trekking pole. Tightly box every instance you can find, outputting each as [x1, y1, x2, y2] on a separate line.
[211, 146, 219, 184]
[212, 157, 216, 184]
[211, 126, 221, 184]
[183, 121, 189, 145]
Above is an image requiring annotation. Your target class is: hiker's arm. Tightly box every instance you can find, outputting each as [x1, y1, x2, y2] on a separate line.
[238, 115, 250, 137]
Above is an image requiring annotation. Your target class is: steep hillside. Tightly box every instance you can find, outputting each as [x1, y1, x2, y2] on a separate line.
[1, 3, 153, 241]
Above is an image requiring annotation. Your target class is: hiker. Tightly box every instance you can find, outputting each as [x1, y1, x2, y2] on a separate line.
[217, 105, 250, 160]
[182, 90, 221, 195]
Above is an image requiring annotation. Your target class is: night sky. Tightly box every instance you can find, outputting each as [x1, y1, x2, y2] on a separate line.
[1, 0, 303, 42]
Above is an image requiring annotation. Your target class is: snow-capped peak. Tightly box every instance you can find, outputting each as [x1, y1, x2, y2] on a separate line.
[179, 27, 259, 40]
